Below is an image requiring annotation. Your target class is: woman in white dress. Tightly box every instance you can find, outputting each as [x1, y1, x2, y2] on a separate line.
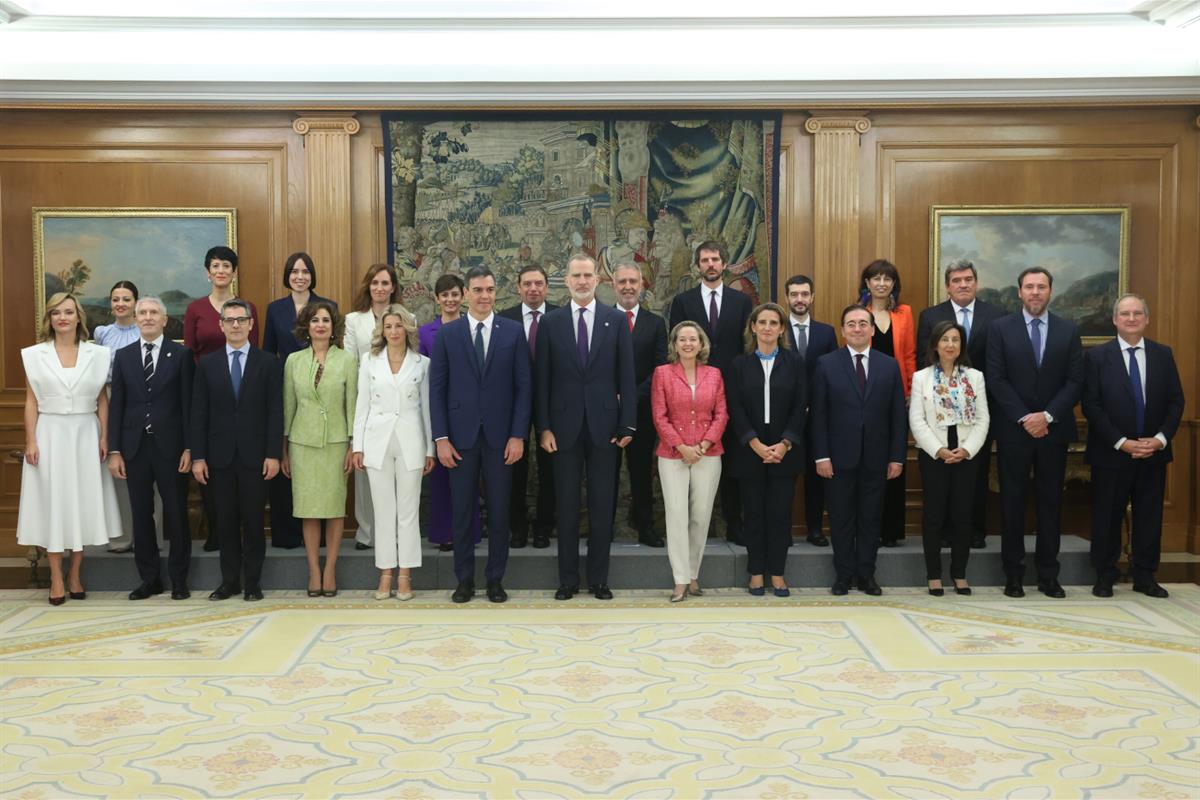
[19, 293, 122, 604]
[342, 263, 403, 551]
[351, 304, 434, 601]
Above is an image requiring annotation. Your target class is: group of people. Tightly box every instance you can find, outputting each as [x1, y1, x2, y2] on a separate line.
[17, 242, 1184, 605]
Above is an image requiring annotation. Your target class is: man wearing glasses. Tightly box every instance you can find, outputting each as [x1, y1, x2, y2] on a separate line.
[190, 299, 283, 601]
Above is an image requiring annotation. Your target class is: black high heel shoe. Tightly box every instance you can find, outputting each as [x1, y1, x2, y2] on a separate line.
[954, 583, 972, 596]
[928, 582, 944, 597]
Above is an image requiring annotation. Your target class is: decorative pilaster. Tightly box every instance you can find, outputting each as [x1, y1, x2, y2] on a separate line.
[293, 114, 360, 307]
[804, 113, 871, 305]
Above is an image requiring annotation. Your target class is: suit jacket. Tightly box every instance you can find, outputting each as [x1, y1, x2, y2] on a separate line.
[352, 350, 434, 472]
[628, 307, 668, 402]
[1082, 337, 1185, 469]
[811, 348, 907, 471]
[668, 284, 752, 376]
[109, 338, 193, 462]
[786, 318, 838, 381]
[283, 346, 357, 447]
[430, 314, 532, 451]
[650, 362, 728, 458]
[536, 302, 637, 445]
[343, 310, 379, 362]
[908, 365, 990, 459]
[726, 349, 808, 476]
[190, 345, 284, 469]
[263, 294, 336, 361]
[986, 311, 1084, 445]
[916, 298, 1005, 373]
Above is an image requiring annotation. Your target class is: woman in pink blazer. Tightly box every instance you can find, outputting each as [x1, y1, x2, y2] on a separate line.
[651, 321, 729, 603]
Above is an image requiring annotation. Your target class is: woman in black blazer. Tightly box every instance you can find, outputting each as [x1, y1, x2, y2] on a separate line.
[727, 303, 807, 597]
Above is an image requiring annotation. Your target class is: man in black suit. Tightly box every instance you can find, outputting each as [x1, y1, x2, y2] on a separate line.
[784, 274, 839, 548]
[190, 298, 283, 602]
[107, 296, 194, 601]
[1083, 294, 1185, 599]
[537, 253, 637, 600]
[668, 241, 752, 544]
[987, 267, 1084, 599]
[499, 264, 557, 549]
[613, 262, 667, 548]
[812, 304, 907, 596]
[916, 258, 1005, 549]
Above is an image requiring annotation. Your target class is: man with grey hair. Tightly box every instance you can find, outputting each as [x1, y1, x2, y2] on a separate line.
[1082, 293, 1184, 598]
[916, 258, 1004, 549]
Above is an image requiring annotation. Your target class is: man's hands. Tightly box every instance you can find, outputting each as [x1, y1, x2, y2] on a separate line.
[437, 439, 463, 469]
[503, 436, 525, 465]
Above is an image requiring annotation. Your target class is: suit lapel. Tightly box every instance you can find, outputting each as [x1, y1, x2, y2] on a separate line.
[840, 349, 865, 398]
[482, 320, 503, 376]
[461, 318, 483, 381]
[1108, 340, 1135, 404]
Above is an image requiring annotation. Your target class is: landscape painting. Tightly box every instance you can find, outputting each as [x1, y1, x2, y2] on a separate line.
[929, 205, 1130, 344]
[33, 208, 237, 340]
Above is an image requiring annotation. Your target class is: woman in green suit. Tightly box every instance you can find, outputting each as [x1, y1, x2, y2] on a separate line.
[282, 300, 357, 597]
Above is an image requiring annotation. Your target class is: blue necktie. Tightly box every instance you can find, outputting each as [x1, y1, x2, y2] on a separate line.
[959, 307, 971, 343]
[230, 350, 243, 400]
[1030, 318, 1042, 367]
[577, 307, 589, 367]
[1128, 346, 1145, 436]
[474, 322, 486, 371]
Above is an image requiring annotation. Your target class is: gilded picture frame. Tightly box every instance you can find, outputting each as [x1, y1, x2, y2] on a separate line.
[32, 207, 237, 341]
[929, 205, 1130, 345]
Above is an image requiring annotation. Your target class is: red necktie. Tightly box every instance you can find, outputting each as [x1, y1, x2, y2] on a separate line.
[528, 310, 540, 359]
[626, 309, 635, 332]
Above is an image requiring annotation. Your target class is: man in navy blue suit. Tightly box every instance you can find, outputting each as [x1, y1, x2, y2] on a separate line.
[537, 253, 637, 600]
[784, 274, 839, 548]
[1083, 294, 1184, 599]
[987, 267, 1084, 599]
[108, 297, 194, 600]
[430, 265, 532, 604]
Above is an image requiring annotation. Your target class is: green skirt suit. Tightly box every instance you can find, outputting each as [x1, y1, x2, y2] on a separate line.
[283, 346, 358, 519]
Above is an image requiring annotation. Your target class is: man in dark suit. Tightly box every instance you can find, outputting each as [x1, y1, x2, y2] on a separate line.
[431, 266, 533, 604]
[537, 253, 637, 600]
[1083, 294, 1185, 599]
[784, 274, 839, 547]
[668, 240, 752, 544]
[107, 296, 194, 601]
[613, 262, 667, 547]
[190, 298, 283, 602]
[498, 264, 557, 550]
[812, 304, 907, 596]
[916, 258, 1005, 549]
[987, 267, 1084, 599]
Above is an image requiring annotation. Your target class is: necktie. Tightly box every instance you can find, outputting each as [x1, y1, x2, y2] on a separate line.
[143, 342, 155, 383]
[230, 350, 243, 400]
[795, 324, 807, 359]
[577, 307, 589, 367]
[474, 321, 486, 371]
[855, 353, 866, 392]
[708, 290, 719, 333]
[1128, 346, 1145, 436]
[626, 309, 635, 332]
[528, 310, 540, 360]
[1030, 318, 1043, 367]
[959, 307, 971, 343]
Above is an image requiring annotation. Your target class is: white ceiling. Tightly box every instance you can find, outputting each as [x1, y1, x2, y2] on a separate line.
[0, 1, 1197, 107]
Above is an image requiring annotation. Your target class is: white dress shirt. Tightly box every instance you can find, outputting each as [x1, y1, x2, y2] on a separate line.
[1113, 336, 1169, 451]
[466, 311, 495, 357]
[522, 302, 547, 338]
[759, 352, 775, 424]
[703, 282, 724, 318]
[140, 334, 165, 373]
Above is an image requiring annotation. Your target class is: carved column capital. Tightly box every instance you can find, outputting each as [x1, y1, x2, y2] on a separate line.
[293, 114, 361, 136]
[805, 113, 871, 305]
[804, 115, 871, 135]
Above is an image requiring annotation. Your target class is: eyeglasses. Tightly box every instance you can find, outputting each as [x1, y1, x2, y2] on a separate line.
[221, 316, 251, 326]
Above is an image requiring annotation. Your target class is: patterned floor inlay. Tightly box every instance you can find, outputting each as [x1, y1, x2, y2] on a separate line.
[1, 587, 1197, 799]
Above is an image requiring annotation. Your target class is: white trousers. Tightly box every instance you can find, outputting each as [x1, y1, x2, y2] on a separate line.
[353, 468, 375, 545]
[658, 455, 722, 585]
[366, 429, 423, 570]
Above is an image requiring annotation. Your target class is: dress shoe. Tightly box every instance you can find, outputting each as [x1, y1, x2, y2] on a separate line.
[928, 586, 945, 597]
[805, 533, 830, 547]
[437, 543, 453, 552]
[1003, 578, 1025, 598]
[532, 534, 551, 549]
[451, 581, 474, 604]
[171, 586, 191, 600]
[209, 585, 238, 601]
[1037, 579, 1066, 599]
[773, 585, 791, 598]
[128, 581, 164, 600]
[638, 531, 665, 548]
[831, 580, 850, 596]
[592, 585, 613, 600]
[244, 587, 263, 601]
[1132, 581, 1169, 598]
[688, 583, 703, 597]
[355, 541, 371, 550]
[747, 584, 766, 597]
[68, 591, 87, 600]
[486, 580, 508, 603]
[554, 584, 577, 601]
[510, 533, 528, 549]
[395, 575, 414, 602]
[1092, 580, 1114, 598]
[880, 540, 900, 549]
[954, 584, 972, 596]
[669, 589, 687, 603]
[322, 588, 338, 598]
[857, 577, 882, 596]
[970, 535, 988, 549]
[203, 538, 219, 552]
[107, 544, 133, 554]
[48, 593, 66, 606]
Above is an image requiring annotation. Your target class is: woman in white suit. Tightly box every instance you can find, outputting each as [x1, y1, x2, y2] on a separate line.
[351, 303, 434, 601]
[909, 320, 989, 596]
[343, 263, 403, 550]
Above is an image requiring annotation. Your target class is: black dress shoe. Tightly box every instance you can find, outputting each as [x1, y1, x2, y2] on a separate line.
[510, 534, 528, 549]
[355, 541, 372, 550]
[591, 585, 613, 600]
[532, 534, 551, 549]
[451, 581, 475, 604]
[69, 591, 87, 600]
[831, 580, 850, 596]
[244, 588, 263, 601]
[1132, 581, 1169, 598]
[954, 585, 972, 596]
[128, 581, 164, 600]
[209, 585, 238, 601]
[48, 594, 66, 606]
[1003, 578, 1025, 598]
[486, 580, 508, 603]
[880, 540, 900, 549]
[203, 538, 219, 552]
[970, 535, 988, 549]
[554, 584, 577, 601]
[1092, 581, 1114, 598]
[806, 533, 830, 547]
[857, 577, 882, 596]
[637, 531, 665, 548]
[171, 586, 191, 600]
[928, 586, 945, 597]
[1037, 579, 1066, 599]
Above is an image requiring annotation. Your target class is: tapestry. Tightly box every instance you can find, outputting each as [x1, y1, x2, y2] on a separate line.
[382, 112, 781, 322]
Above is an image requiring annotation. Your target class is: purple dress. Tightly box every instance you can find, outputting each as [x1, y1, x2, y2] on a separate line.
[419, 317, 481, 546]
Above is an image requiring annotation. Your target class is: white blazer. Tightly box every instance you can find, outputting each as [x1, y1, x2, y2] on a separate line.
[21, 341, 110, 414]
[343, 311, 379, 362]
[908, 365, 990, 459]
[351, 350, 434, 472]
